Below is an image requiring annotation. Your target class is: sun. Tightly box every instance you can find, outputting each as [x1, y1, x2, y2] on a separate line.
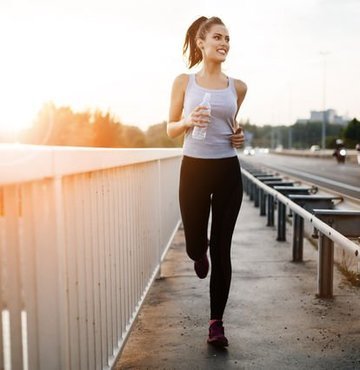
[0, 16, 56, 136]
[0, 97, 40, 135]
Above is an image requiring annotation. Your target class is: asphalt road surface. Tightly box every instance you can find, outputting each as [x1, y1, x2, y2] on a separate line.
[239, 153, 360, 200]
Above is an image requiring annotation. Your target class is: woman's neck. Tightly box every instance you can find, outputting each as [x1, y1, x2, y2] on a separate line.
[197, 62, 222, 78]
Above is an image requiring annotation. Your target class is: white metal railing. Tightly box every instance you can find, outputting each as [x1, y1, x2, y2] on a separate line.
[0, 145, 182, 370]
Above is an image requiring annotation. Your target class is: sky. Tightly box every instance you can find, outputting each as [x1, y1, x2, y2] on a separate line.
[0, 0, 359, 133]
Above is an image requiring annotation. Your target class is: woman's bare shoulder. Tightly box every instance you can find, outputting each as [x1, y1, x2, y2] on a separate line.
[233, 78, 247, 95]
[172, 73, 190, 89]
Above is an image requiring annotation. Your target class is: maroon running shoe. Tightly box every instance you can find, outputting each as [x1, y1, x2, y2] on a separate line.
[194, 253, 209, 279]
[207, 320, 229, 347]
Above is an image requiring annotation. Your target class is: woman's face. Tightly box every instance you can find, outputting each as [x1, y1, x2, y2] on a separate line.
[198, 24, 230, 63]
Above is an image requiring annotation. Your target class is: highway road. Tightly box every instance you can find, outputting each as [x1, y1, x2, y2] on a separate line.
[239, 153, 360, 200]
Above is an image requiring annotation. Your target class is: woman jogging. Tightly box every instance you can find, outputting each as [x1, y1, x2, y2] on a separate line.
[167, 16, 247, 347]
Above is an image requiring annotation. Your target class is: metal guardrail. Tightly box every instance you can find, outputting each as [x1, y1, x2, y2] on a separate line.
[242, 167, 360, 299]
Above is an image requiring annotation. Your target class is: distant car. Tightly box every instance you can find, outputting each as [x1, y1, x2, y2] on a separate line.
[243, 146, 255, 155]
[309, 145, 320, 152]
[258, 147, 269, 154]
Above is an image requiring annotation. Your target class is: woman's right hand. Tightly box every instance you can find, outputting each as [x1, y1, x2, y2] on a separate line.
[184, 106, 211, 128]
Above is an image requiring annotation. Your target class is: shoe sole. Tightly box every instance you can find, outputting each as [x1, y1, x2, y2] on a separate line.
[207, 337, 229, 347]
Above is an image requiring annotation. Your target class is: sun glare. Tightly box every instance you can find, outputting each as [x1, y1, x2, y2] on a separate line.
[0, 11, 105, 136]
[0, 6, 164, 137]
[0, 16, 58, 135]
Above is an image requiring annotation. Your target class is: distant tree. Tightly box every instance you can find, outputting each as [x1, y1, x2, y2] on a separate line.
[68, 111, 93, 146]
[122, 125, 146, 147]
[91, 110, 125, 147]
[22, 102, 64, 145]
[242, 122, 276, 148]
[240, 120, 345, 149]
[22, 104, 138, 147]
[326, 135, 340, 149]
[343, 118, 360, 147]
[146, 122, 183, 147]
[22, 103, 93, 146]
[290, 121, 343, 149]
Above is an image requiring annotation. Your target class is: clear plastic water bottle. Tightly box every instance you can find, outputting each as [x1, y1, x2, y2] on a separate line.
[192, 93, 211, 140]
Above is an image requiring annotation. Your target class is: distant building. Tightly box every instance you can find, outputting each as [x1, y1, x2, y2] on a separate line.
[296, 109, 349, 126]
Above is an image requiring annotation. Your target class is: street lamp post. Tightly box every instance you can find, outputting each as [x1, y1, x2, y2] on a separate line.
[320, 51, 330, 149]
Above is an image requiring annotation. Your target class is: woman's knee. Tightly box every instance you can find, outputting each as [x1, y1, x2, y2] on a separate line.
[186, 238, 208, 261]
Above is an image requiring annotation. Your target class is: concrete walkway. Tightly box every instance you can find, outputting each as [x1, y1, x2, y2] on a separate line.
[115, 197, 360, 370]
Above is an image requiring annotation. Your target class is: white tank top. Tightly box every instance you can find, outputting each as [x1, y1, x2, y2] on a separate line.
[182, 74, 238, 159]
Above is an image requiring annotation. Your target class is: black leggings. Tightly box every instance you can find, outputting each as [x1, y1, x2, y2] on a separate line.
[179, 155, 243, 320]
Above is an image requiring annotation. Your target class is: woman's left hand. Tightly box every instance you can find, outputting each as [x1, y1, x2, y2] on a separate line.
[231, 127, 245, 148]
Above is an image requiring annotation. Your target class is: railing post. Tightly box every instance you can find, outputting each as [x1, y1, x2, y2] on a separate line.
[36, 178, 67, 369]
[2, 185, 23, 370]
[292, 214, 303, 262]
[249, 182, 254, 201]
[259, 189, 266, 216]
[156, 159, 162, 280]
[254, 185, 259, 207]
[243, 176, 248, 195]
[277, 201, 286, 241]
[267, 195, 274, 226]
[245, 177, 250, 195]
[317, 233, 334, 298]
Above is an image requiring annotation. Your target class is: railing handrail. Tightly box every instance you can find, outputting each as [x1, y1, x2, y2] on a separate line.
[242, 168, 360, 258]
[0, 144, 183, 185]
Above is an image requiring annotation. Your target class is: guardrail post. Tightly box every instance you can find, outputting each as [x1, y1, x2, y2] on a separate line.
[292, 214, 303, 262]
[259, 189, 266, 216]
[242, 176, 247, 195]
[317, 233, 334, 298]
[249, 182, 254, 201]
[245, 177, 250, 196]
[277, 201, 286, 241]
[267, 195, 274, 226]
[254, 185, 259, 207]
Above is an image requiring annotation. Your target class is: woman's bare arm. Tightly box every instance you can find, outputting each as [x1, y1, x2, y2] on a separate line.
[167, 74, 189, 139]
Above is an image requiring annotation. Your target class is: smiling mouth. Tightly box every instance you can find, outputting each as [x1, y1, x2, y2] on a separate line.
[217, 49, 227, 55]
